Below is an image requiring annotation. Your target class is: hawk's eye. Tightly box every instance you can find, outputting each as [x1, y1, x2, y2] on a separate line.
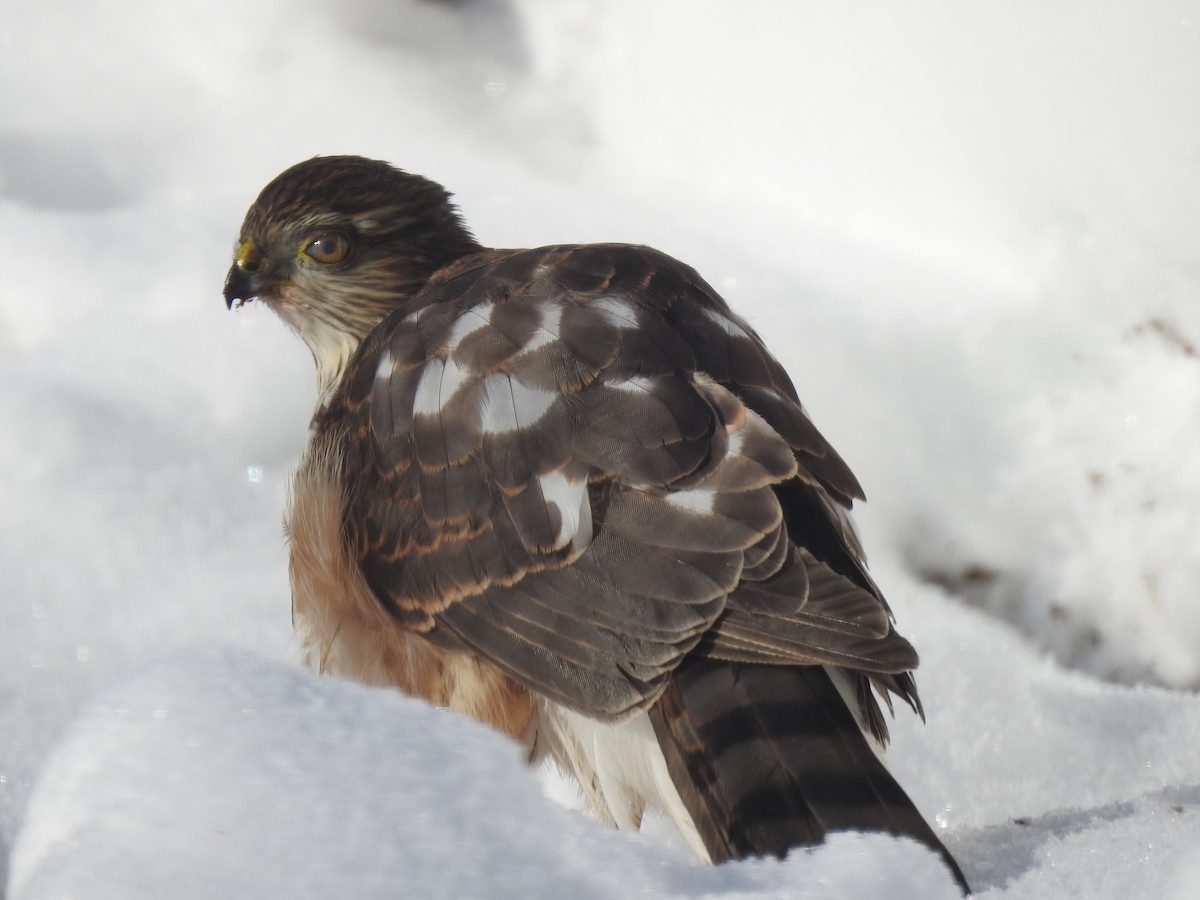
[303, 233, 350, 264]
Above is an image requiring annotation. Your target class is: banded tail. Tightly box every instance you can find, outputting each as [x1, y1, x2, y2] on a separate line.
[648, 658, 970, 893]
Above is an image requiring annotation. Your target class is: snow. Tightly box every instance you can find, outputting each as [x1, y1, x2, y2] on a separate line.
[7, 647, 963, 900]
[3, 0, 1200, 897]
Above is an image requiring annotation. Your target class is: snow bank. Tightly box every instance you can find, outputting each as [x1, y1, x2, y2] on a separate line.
[7, 647, 961, 900]
[10, 589, 1200, 898]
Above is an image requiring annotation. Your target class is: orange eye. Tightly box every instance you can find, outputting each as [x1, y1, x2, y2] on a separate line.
[303, 233, 350, 264]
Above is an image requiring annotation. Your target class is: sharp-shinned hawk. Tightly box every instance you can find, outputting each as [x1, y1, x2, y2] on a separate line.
[223, 155, 968, 891]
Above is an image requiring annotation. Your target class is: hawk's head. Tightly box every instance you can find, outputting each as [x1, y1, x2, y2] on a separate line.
[224, 155, 481, 390]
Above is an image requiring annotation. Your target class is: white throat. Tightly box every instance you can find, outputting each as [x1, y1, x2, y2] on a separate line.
[274, 303, 361, 407]
[308, 324, 359, 405]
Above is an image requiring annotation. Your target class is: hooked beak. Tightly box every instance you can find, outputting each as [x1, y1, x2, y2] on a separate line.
[224, 263, 265, 309]
[225, 239, 272, 310]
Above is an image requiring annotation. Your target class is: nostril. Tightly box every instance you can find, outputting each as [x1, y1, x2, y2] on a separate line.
[235, 240, 263, 275]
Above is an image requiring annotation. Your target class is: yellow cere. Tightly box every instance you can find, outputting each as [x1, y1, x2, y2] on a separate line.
[235, 240, 261, 271]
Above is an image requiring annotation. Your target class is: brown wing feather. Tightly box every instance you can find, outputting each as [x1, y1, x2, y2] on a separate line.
[324, 243, 918, 723]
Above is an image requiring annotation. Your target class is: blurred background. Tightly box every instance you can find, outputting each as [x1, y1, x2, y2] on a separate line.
[2, 0, 1199, 891]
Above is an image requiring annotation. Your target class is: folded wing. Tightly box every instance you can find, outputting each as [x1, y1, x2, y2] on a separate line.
[329, 244, 918, 724]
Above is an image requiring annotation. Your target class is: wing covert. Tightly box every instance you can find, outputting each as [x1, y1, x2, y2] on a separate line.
[328, 244, 915, 719]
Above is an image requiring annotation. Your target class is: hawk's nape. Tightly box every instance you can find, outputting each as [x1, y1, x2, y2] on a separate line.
[224, 155, 970, 893]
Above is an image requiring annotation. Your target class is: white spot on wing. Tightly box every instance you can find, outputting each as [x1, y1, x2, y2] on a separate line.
[374, 349, 394, 386]
[726, 427, 746, 456]
[412, 357, 475, 416]
[519, 304, 562, 355]
[666, 489, 717, 514]
[538, 469, 591, 548]
[479, 374, 557, 433]
[445, 305, 493, 355]
[606, 375, 658, 394]
[592, 296, 639, 329]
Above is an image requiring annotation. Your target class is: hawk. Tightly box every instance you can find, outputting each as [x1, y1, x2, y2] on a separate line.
[224, 155, 968, 890]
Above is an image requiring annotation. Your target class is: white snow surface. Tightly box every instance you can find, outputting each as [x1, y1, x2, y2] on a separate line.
[4, 0, 1200, 897]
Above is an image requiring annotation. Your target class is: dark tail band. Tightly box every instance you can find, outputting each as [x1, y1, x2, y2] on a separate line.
[648, 658, 970, 893]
